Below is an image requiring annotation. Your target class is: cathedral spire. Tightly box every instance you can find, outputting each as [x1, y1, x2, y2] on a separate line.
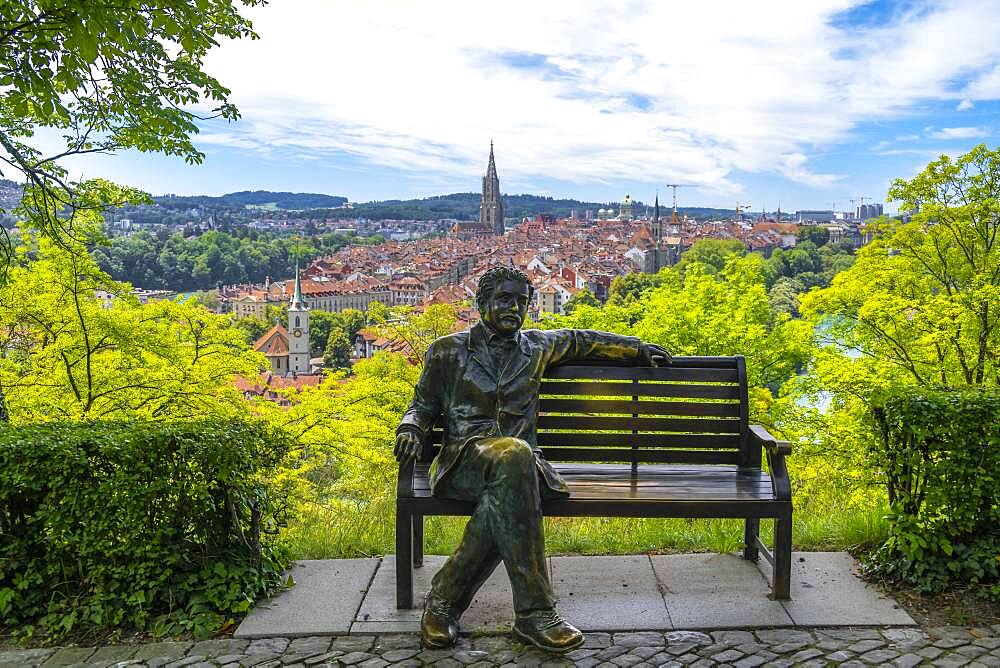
[651, 191, 662, 244]
[480, 142, 504, 235]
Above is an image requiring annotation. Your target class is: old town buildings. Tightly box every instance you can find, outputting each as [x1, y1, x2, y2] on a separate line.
[223, 145, 820, 328]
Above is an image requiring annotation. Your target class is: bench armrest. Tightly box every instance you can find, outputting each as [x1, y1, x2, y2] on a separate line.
[397, 457, 415, 498]
[750, 424, 792, 502]
[749, 424, 793, 456]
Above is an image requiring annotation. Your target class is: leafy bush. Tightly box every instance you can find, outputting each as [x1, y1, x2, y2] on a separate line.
[868, 389, 999, 600]
[0, 420, 294, 641]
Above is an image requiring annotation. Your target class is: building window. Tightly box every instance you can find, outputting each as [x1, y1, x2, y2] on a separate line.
[294, 315, 300, 328]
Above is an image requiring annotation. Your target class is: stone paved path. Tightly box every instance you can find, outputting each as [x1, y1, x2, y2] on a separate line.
[2, 625, 998, 667]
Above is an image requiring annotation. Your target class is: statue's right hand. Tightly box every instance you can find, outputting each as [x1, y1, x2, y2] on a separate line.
[394, 431, 422, 463]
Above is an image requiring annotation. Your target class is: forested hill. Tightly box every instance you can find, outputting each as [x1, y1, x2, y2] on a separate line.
[155, 190, 348, 210]
[289, 193, 737, 221]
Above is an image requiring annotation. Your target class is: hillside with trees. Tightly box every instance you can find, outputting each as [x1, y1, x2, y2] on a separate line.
[288, 193, 737, 222]
[89, 229, 380, 290]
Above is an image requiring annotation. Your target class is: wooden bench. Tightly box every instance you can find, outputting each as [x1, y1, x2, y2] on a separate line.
[395, 355, 793, 608]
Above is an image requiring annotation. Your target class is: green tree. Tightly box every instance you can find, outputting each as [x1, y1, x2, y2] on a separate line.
[369, 303, 459, 361]
[309, 310, 341, 358]
[545, 254, 813, 401]
[797, 225, 830, 246]
[0, 0, 260, 263]
[673, 238, 746, 276]
[233, 314, 270, 346]
[768, 276, 804, 317]
[323, 328, 354, 370]
[0, 232, 264, 422]
[563, 288, 601, 314]
[607, 272, 660, 305]
[773, 145, 1000, 516]
[0, 0, 260, 418]
[802, 144, 1000, 393]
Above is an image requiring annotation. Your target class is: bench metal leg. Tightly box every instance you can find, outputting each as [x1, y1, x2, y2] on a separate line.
[396, 505, 414, 609]
[413, 514, 424, 567]
[743, 518, 760, 562]
[773, 508, 792, 600]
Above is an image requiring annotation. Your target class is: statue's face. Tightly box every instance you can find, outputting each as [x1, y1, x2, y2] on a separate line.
[483, 279, 530, 337]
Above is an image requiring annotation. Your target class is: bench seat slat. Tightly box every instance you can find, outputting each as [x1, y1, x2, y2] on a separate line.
[409, 463, 775, 502]
[544, 366, 738, 382]
[539, 398, 741, 417]
[540, 382, 740, 399]
[538, 415, 741, 433]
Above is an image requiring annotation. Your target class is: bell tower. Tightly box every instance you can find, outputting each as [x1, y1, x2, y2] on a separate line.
[287, 262, 311, 374]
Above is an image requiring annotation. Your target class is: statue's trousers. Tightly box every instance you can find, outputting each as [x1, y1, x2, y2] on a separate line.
[429, 436, 564, 615]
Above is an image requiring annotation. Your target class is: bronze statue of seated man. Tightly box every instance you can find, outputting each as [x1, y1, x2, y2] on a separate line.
[395, 265, 669, 652]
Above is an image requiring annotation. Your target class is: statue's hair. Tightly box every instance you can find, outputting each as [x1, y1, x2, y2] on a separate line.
[476, 265, 534, 312]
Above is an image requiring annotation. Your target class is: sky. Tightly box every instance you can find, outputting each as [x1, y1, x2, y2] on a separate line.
[70, 0, 1000, 212]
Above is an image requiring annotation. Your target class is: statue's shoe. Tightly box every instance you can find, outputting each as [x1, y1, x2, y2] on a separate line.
[421, 593, 459, 648]
[512, 609, 584, 653]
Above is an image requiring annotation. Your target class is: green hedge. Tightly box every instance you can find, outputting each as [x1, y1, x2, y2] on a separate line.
[0, 420, 294, 641]
[869, 389, 999, 599]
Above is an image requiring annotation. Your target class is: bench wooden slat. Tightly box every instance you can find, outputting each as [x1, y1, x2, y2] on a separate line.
[539, 398, 741, 417]
[544, 366, 738, 382]
[538, 415, 741, 433]
[410, 463, 775, 501]
[537, 448, 739, 465]
[427, 432, 742, 449]
[540, 381, 741, 399]
[412, 463, 768, 488]
[567, 356, 740, 369]
[536, 432, 741, 448]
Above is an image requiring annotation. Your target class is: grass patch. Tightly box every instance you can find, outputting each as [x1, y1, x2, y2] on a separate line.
[280, 488, 890, 559]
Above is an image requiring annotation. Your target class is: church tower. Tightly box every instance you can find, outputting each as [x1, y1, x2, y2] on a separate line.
[287, 263, 311, 375]
[480, 142, 504, 235]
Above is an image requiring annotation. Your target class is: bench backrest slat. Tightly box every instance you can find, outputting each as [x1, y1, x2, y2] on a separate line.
[539, 398, 741, 417]
[544, 366, 738, 382]
[421, 355, 754, 468]
[539, 381, 740, 399]
[537, 415, 741, 433]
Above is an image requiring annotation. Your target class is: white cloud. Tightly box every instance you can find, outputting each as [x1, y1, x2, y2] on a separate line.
[928, 126, 990, 139]
[183, 0, 1000, 196]
[956, 99, 974, 110]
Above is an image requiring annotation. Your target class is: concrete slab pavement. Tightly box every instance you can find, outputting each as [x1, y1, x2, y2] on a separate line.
[352, 555, 515, 634]
[234, 551, 915, 638]
[652, 553, 795, 629]
[235, 558, 378, 638]
[551, 555, 673, 631]
[757, 551, 915, 627]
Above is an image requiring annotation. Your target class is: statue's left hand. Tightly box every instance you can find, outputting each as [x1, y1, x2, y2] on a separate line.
[639, 343, 672, 367]
[395, 431, 422, 463]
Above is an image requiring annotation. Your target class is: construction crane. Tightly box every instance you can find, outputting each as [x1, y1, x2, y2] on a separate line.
[735, 201, 752, 223]
[664, 183, 693, 224]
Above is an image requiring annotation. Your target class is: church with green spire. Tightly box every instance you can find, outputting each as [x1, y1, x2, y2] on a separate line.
[287, 263, 311, 374]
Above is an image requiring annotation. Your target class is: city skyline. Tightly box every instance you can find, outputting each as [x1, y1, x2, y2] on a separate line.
[55, 0, 1000, 212]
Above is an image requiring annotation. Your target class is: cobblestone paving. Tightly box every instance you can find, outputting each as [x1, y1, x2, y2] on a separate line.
[1, 626, 998, 668]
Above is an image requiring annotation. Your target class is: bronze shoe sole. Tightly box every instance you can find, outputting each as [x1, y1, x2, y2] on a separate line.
[511, 625, 585, 653]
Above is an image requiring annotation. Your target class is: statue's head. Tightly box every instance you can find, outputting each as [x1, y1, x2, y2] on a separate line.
[476, 266, 534, 337]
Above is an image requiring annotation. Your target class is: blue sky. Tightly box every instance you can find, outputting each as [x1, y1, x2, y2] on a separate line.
[70, 0, 1000, 213]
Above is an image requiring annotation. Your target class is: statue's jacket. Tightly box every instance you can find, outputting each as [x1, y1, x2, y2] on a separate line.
[398, 321, 641, 495]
